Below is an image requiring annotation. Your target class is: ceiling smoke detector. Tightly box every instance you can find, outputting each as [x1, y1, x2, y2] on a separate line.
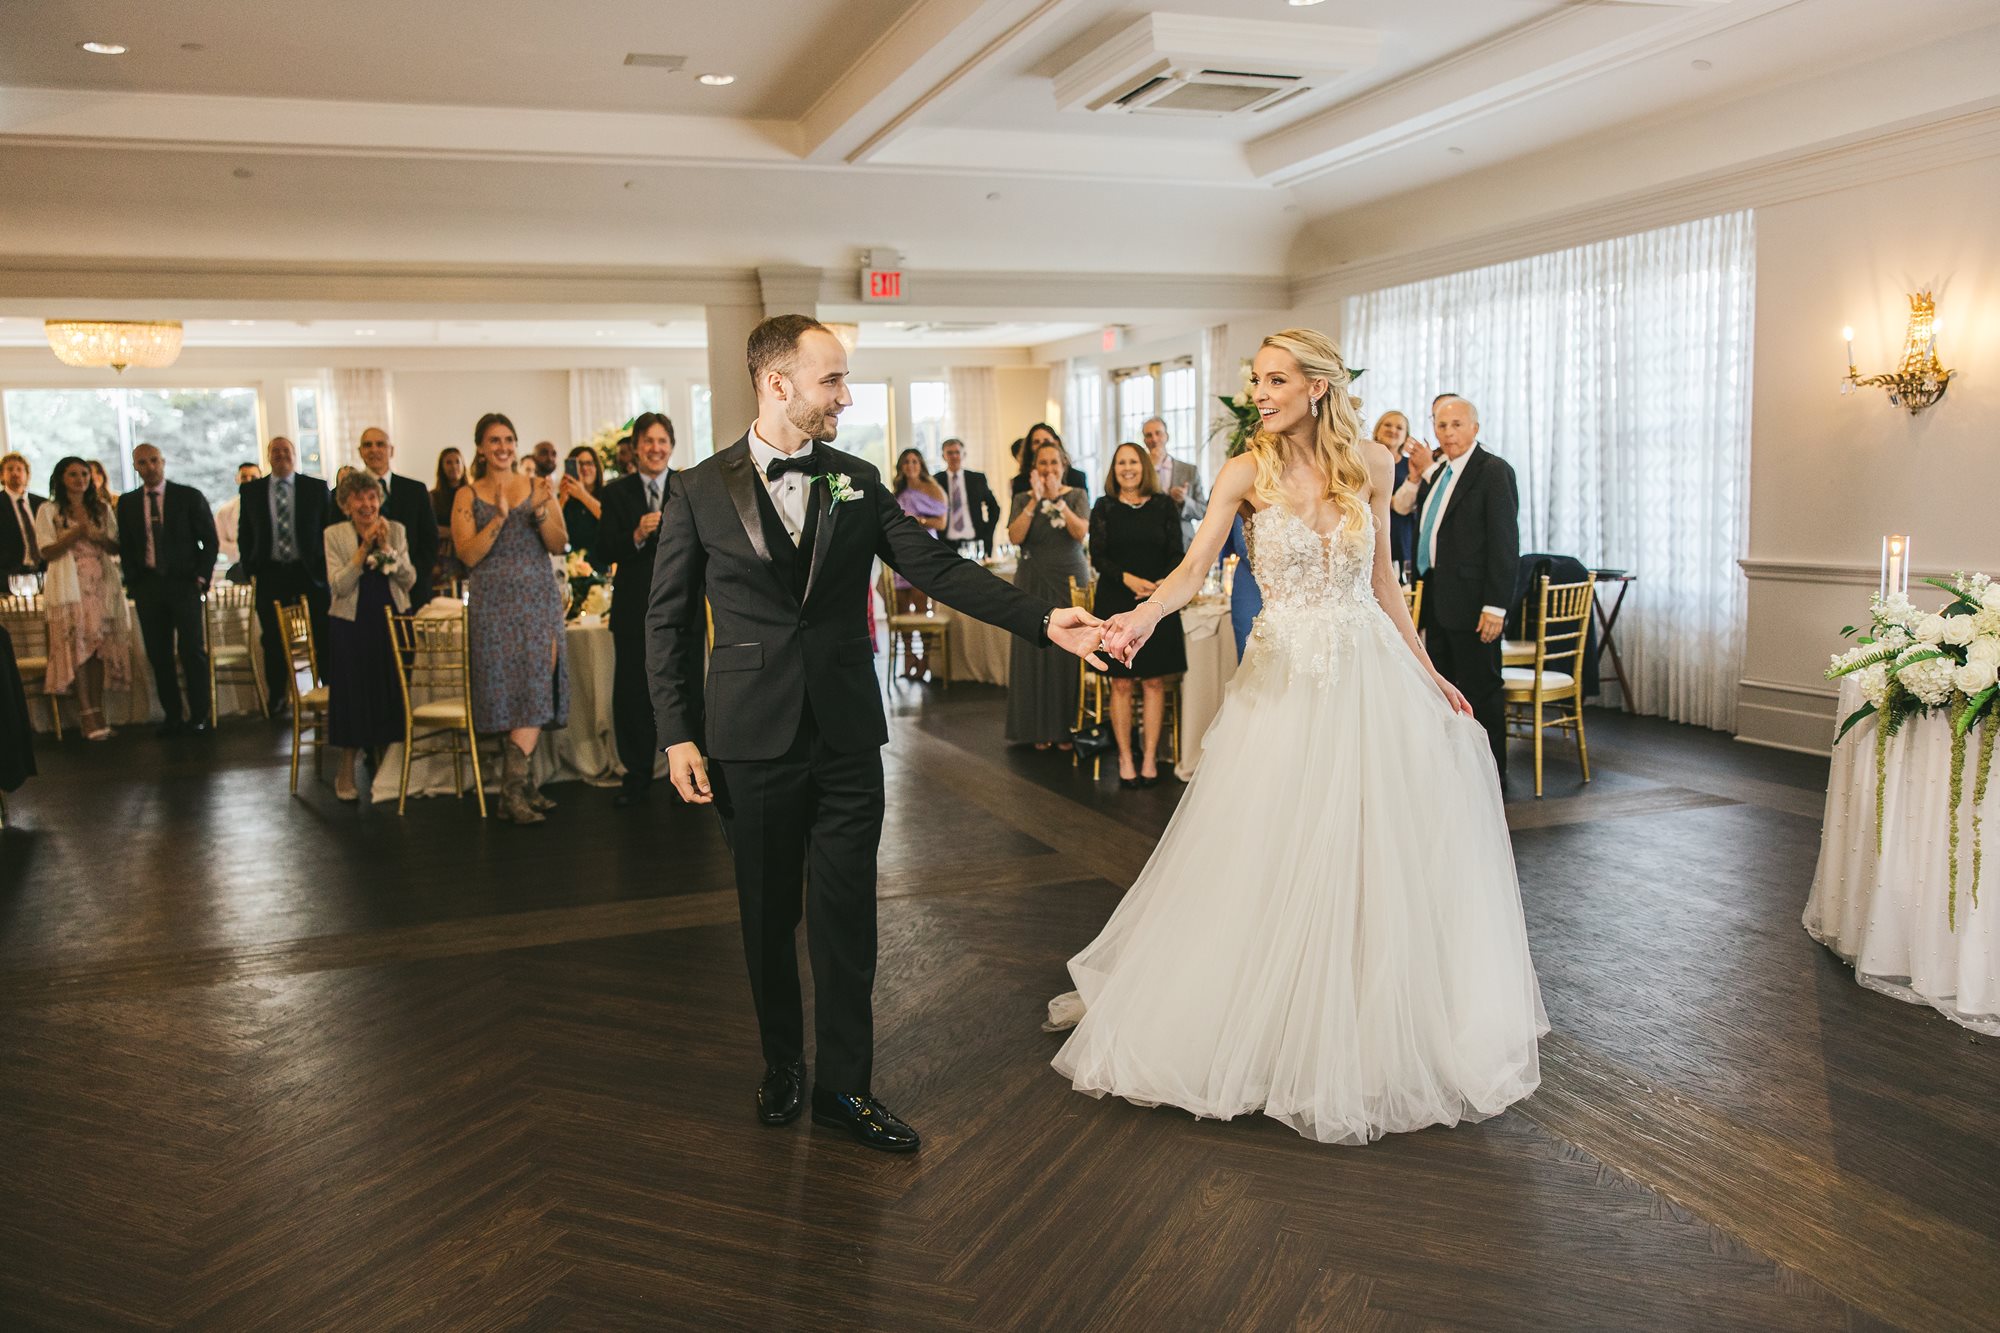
[1053, 13, 1378, 118]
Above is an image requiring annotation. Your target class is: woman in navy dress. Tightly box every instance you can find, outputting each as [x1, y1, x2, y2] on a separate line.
[452, 412, 570, 824]
[324, 471, 417, 801]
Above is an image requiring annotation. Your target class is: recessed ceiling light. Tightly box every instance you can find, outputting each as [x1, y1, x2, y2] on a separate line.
[697, 73, 735, 87]
[1446, 146, 1466, 155]
[1288, 0, 1328, 6]
[181, 42, 206, 52]
[355, 329, 377, 336]
[227, 319, 255, 326]
[78, 41, 127, 56]
[1691, 58, 1713, 71]
[986, 192, 1002, 202]
[232, 167, 254, 179]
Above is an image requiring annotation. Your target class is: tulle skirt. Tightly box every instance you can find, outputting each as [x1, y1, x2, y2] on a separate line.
[1049, 604, 1547, 1145]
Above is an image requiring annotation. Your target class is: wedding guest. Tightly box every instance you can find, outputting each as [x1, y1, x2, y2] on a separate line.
[1398, 394, 1519, 779]
[891, 448, 948, 680]
[32, 456, 129, 740]
[353, 427, 438, 609]
[558, 445, 605, 565]
[1372, 411, 1417, 573]
[1091, 442, 1186, 787]
[0, 451, 46, 588]
[117, 443, 217, 736]
[596, 411, 674, 807]
[213, 460, 260, 569]
[238, 437, 330, 715]
[613, 434, 636, 477]
[934, 437, 998, 554]
[452, 412, 569, 824]
[1009, 423, 1088, 498]
[1142, 416, 1206, 548]
[1005, 438, 1088, 747]
[88, 460, 114, 510]
[531, 440, 559, 478]
[431, 447, 466, 590]
[323, 471, 414, 802]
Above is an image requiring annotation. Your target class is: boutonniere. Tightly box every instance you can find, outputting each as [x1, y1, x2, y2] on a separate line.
[817, 472, 860, 505]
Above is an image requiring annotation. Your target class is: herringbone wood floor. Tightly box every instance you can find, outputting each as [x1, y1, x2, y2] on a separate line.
[1, 690, 1994, 1331]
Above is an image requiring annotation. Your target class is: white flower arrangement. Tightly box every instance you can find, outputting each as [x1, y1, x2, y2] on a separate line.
[563, 550, 596, 580]
[1828, 570, 2000, 927]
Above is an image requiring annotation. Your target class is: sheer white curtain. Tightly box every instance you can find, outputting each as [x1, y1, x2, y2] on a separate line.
[945, 367, 1000, 477]
[568, 368, 639, 447]
[1342, 210, 1755, 728]
[1197, 323, 1231, 481]
[317, 369, 392, 472]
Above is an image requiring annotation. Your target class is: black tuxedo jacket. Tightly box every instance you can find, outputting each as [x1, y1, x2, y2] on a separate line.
[1, 492, 48, 575]
[117, 481, 219, 588]
[598, 469, 674, 635]
[332, 472, 437, 599]
[1413, 445, 1520, 633]
[648, 437, 1051, 761]
[934, 467, 1000, 548]
[237, 474, 331, 588]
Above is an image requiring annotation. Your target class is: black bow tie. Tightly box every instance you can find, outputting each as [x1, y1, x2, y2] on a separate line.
[765, 451, 818, 483]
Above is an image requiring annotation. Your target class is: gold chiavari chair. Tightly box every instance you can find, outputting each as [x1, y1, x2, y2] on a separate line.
[385, 605, 485, 818]
[1502, 574, 1596, 797]
[877, 565, 953, 689]
[1, 593, 60, 738]
[275, 600, 329, 794]
[204, 579, 268, 721]
[1402, 578, 1424, 627]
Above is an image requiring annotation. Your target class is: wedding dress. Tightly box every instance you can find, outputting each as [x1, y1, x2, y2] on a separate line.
[1048, 503, 1547, 1145]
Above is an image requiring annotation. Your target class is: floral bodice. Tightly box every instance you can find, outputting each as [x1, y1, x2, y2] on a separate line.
[1242, 503, 1390, 681]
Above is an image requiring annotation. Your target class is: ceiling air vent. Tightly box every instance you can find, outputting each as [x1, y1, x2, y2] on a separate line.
[622, 53, 687, 71]
[1053, 13, 1379, 119]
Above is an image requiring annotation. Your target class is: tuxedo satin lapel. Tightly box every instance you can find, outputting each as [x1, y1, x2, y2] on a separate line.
[719, 443, 774, 569]
[802, 477, 838, 606]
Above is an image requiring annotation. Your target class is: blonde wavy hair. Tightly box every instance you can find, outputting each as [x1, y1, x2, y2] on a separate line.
[1249, 328, 1371, 536]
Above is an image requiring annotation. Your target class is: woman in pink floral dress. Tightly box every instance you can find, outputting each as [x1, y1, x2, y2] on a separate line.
[34, 455, 130, 740]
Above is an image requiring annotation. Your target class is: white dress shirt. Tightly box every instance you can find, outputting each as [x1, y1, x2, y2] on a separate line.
[746, 423, 812, 542]
[1408, 444, 1505, 621]
[942, 468, 975, 541]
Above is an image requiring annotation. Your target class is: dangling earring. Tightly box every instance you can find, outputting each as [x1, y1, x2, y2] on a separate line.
[1309, 395, 1320, 418]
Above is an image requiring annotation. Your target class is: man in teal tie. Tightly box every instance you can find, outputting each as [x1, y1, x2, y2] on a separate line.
[1396, 395, 1519, 780]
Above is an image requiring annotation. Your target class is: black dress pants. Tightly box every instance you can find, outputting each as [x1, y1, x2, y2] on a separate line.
[1422, 599, 1508, 779]
[131, 574, 209, 724]
[610, 621, 656, 791]
[250, 561, 328, 705]
[712, 703, 886, 1095]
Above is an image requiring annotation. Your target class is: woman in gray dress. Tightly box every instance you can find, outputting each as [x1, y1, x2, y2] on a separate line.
[452, 412, 570, 824]
[1005, 436, 1090, 747]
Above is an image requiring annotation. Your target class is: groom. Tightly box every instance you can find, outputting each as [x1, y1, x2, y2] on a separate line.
[647, 315, 1105, 1153]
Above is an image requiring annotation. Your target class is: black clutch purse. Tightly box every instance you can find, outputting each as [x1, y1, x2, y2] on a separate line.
[1070, 719, 1116, 756]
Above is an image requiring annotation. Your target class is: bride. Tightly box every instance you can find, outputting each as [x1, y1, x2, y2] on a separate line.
[1047, 328, 1547, 1146]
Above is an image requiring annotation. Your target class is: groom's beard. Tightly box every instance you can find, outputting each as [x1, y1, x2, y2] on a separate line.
[787, 398, 840, 443]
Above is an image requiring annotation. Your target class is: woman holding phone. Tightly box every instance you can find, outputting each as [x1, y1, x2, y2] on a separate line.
[559, 445, 605, 566]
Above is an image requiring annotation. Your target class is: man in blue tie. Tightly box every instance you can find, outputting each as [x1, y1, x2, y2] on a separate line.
[596, 411, 678, 806]
[1394, 394, 1519, 780]
[238, 437, 330, 718]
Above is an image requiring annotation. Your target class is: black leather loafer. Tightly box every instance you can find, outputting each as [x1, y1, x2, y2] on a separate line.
[757, 1060, 806, 1125]
[810, 1088, 921, 1153]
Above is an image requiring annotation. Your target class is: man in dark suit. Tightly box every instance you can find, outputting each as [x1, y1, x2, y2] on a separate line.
[648, 315, 1105, 1153]
[238, 436, 330, 714]
[0, 452, 47, 585]
[352, 427, 437, 608]
[933, 437, 999, 554]
[118, 443, 219, 735]
[596, 409, 676, 807]
[1398, 394, 1520, 779]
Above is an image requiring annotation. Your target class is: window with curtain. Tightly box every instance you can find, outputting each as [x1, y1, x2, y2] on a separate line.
[287, 381, 323, 474]
[1113, 371, 1155, 448]
[1158, 361, 1197, 466]
[842, 382, 893, 475]
[2, 386, 261, 503]
[910, 380, 949, 460]
[689, 384, 713, 463]
[1341, 209, 1756, 729]
[1065, 367, 1103, 483]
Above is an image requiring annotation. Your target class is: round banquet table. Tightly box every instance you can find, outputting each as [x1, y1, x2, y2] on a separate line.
[1172, 595, 1239, 781]
[12, 589, 267, 733]
[1803, 676, 2000, 1033]
[368, 613, 662, 804]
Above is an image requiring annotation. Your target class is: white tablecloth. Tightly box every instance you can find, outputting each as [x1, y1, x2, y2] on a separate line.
[1173, 596, 1239, 781]
[368, 615, 662, 804]
[12, 591, 266, 733]
[1804, 676, 2000, 1033]
[948, 561, 1016, 686]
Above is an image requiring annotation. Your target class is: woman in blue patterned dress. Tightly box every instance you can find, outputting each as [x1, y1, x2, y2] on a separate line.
[452, 412, 570, 824]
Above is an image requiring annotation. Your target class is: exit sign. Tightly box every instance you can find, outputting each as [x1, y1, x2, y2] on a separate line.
[862, 268, 905, 302]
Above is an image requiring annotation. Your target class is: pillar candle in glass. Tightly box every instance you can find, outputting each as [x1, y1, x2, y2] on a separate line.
[1880, 534, 1910, 599]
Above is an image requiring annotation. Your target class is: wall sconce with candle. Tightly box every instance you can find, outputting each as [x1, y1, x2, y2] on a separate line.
[1842, 292, 1953, 413]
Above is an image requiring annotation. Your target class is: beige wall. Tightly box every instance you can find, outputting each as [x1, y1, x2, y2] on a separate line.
[1737, 159, 2000, 752]
[387, 370, 569, 489]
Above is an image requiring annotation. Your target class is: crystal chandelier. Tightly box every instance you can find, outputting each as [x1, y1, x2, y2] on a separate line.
[43, 320, 184, 372]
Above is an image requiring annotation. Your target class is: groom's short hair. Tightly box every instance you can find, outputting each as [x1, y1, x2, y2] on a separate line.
[747, 314, 831, 389]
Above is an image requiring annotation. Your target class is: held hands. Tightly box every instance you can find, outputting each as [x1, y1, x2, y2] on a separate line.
[1477, 610, 1505, 644]
[1100, 602, 1165, 667]
[667, 741, 713, 805]
[1046, 606, 1110, 670]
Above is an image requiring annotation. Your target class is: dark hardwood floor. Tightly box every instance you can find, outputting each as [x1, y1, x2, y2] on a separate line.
[1, 687, 1993, 1330]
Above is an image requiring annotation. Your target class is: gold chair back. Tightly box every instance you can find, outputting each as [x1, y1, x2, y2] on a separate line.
[0, 593, 60, 736]
[1402, 579, 1423, 625]
[1502, 574, 1597, 797]
[385, 605, 486, 817]
[204, 578, 267, 718]
[1529, 575, 1596, 687]
[275, 599, 328, 794]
